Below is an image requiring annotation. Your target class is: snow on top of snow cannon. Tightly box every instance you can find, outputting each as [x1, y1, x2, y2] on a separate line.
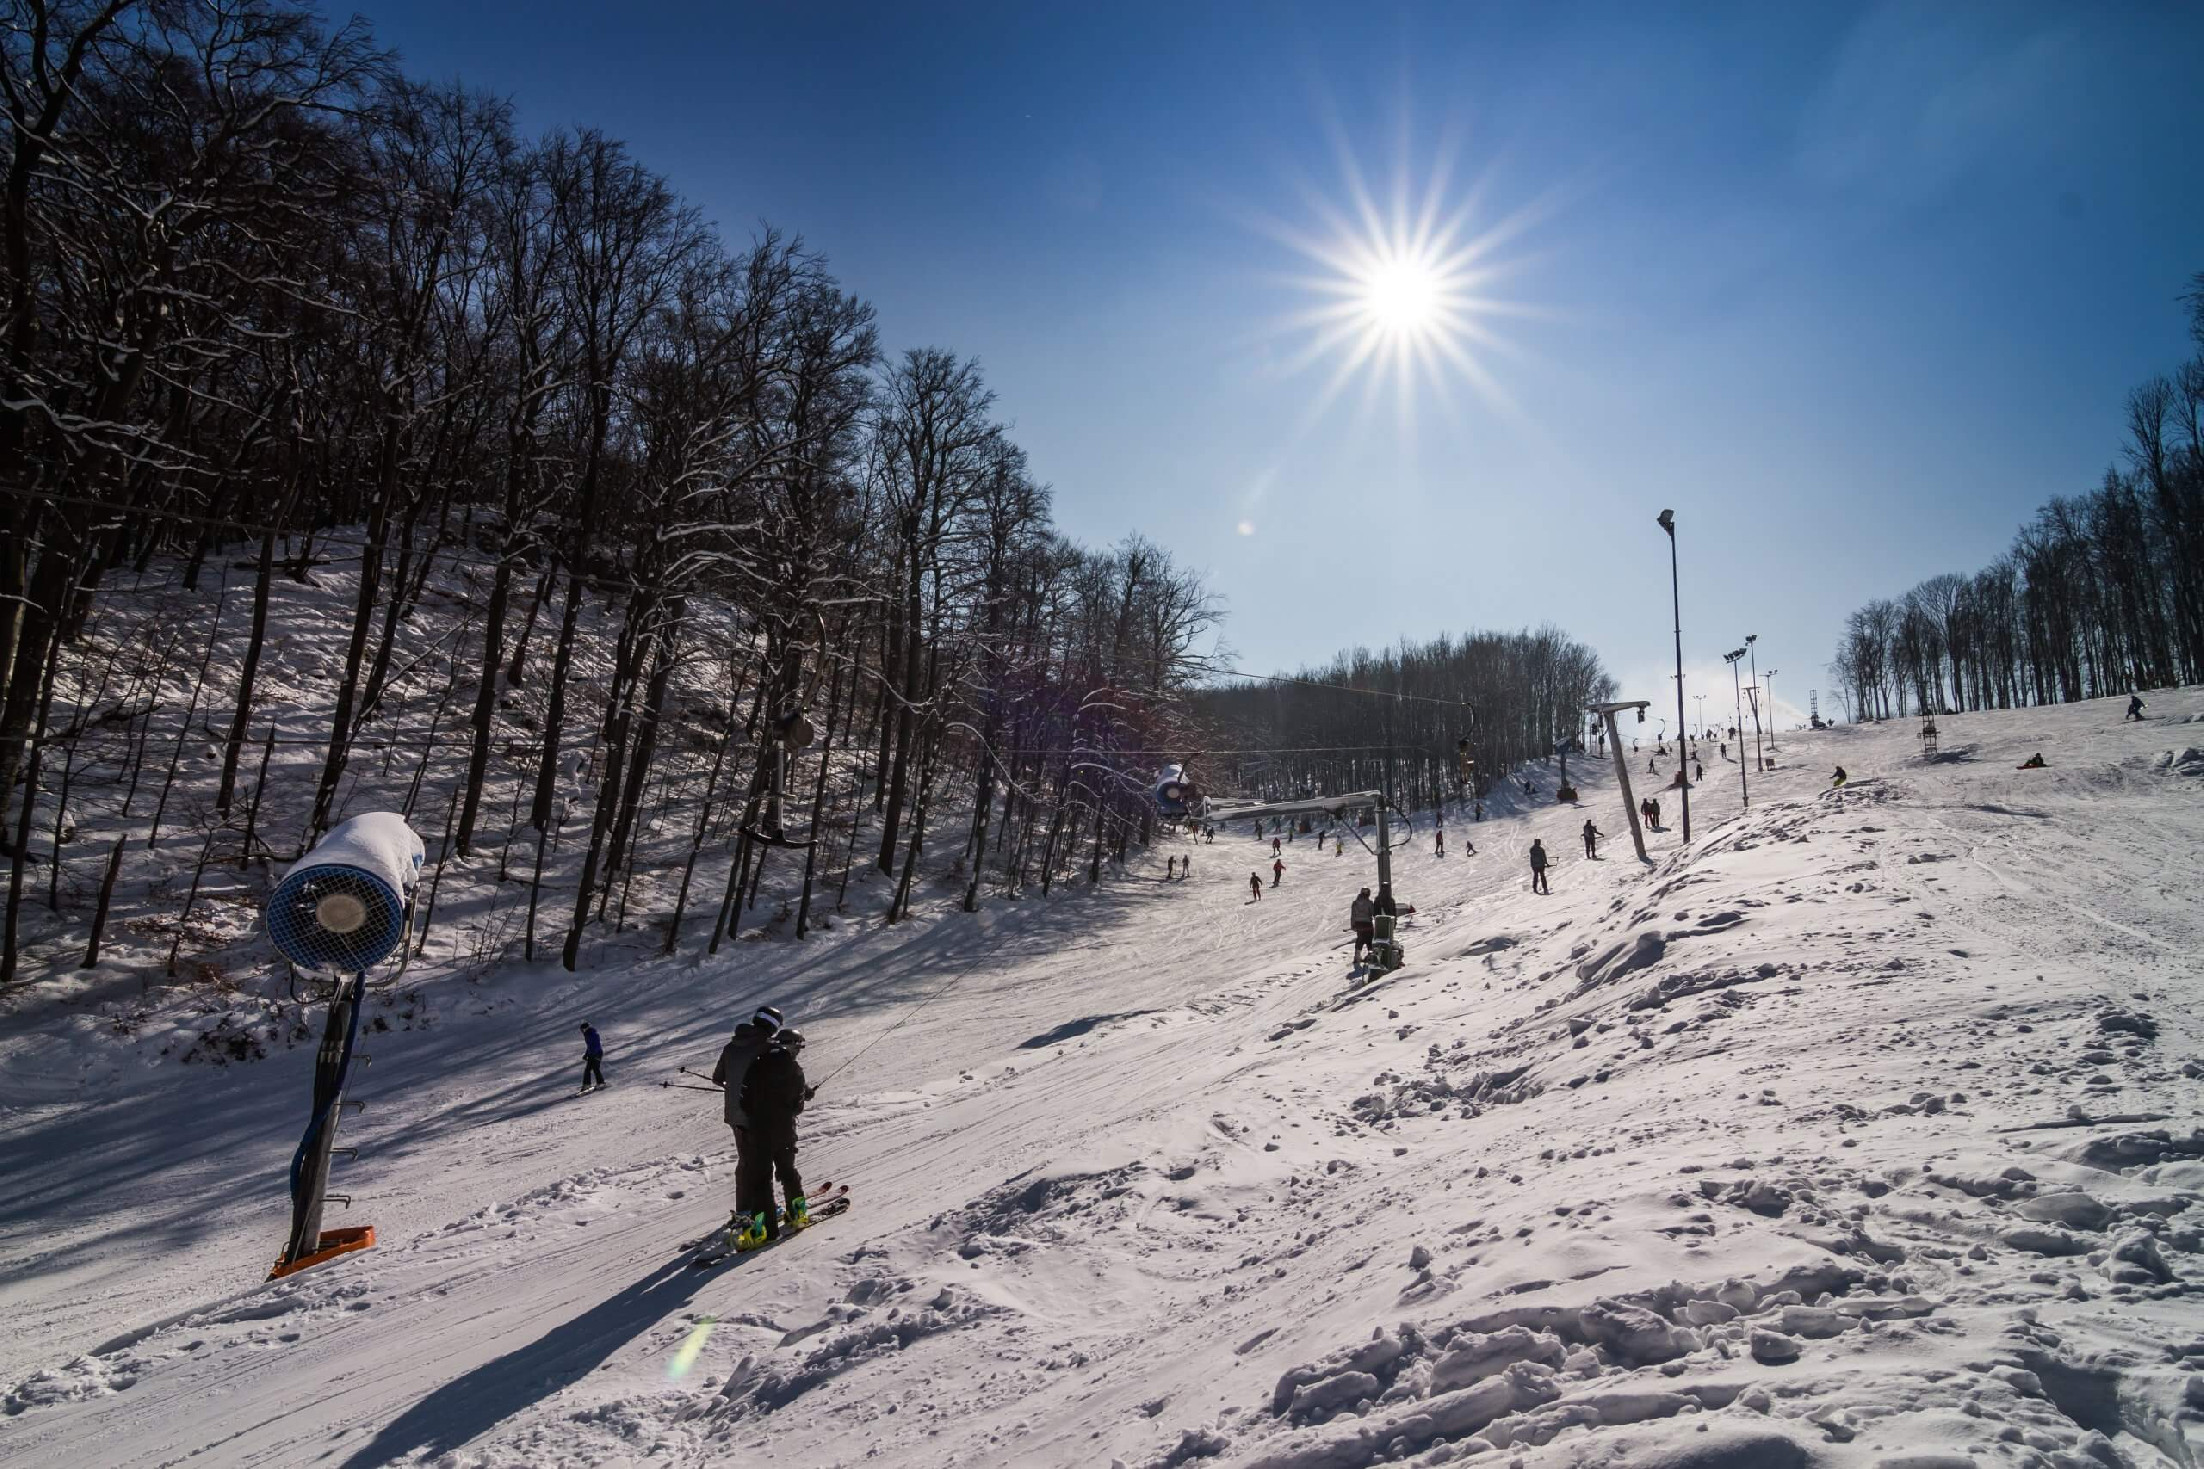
[266, 812, 425, 973]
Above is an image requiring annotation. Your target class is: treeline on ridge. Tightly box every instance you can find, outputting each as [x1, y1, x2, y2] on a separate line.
[1829, 279, 2204, 721]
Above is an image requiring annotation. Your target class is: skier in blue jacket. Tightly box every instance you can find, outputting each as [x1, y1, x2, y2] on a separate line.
[579, 1023, 605, 1093]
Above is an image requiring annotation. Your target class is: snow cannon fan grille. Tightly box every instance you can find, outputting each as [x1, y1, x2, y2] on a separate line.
[265, 813, 425, 974]
[268, 866, 408, 972]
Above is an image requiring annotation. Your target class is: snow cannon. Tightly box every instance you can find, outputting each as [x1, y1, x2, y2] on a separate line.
[267, 812, 424, 974]
[265, 814, 419, 1282]
[1153, 764, 1202, 820]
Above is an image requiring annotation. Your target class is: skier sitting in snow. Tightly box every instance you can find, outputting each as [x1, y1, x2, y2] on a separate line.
[735, 1028, 813, 1249]
[1350, 888, 1376, 964]
[2126, 694, 2146, 721]
[2018, 752, 2047, 769]
[579, 1023, 605, 1093]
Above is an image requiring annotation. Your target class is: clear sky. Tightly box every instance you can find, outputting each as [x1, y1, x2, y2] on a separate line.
[359, 0, 2203, 727]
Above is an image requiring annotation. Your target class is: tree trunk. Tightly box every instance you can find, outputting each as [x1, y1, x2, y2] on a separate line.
[217, 526, 277, 812]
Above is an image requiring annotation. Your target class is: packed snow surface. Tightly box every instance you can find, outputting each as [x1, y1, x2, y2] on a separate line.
[4, 692, 2203, 1468]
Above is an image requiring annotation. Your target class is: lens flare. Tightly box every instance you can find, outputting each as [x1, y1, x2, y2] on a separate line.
[667, 1316, 716, 1381]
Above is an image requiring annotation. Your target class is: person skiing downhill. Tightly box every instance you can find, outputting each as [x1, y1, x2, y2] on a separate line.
[579, 1023, 605, 1093]
[1249, 872, 1263, 901]
[1272, 857, 1285, 887]
[712, 1006, 783, 1227]
[734, 1028, 813, 1249]
[1272, 836, 1282, 856]
[1350, 887, 1376, 965]
[1529, 839, 1550, 894]
[1831, 765, 1848, 789]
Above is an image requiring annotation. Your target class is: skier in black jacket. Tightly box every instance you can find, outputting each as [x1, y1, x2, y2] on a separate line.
[711, 1006, 782, 1227]
[735, 1029, 812, 1248]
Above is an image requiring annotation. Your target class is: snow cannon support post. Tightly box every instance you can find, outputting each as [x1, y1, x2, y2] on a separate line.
[1591, 700, 1652, 863]
[270, 971, 374, 1279]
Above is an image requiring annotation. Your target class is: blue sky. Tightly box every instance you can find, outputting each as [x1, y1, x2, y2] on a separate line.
[364, 1, 2203, 724]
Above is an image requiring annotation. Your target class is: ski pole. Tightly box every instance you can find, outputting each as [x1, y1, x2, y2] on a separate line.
[660, 1081, 724, 1093]
[679, 1066, 724, 1088]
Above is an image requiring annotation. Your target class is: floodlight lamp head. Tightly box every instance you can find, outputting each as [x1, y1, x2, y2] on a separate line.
[1746, 633, 1758, 645]
[1657, 509, 1675, 534]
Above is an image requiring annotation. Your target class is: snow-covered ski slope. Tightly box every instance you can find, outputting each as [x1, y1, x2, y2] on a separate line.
[4, 692, 2203, 1468]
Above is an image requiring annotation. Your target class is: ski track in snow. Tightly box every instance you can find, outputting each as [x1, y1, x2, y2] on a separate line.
[4, 693, 2204, 1467]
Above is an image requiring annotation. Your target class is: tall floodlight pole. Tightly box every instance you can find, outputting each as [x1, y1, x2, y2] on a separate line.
[1764, 671, 1779, 752]
[1745, 634, 1764, 772]
[1724, 647, 1750, 811]
[1694, 694, 1707, 739]
[1657, 510, 1691, 841]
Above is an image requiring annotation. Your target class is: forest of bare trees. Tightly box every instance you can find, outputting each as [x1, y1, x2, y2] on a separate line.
[1192, 628, 1615, 812]
[1829, 279, 2204, 722]
[0, 1, 1616, 992]
[0, 0, 1241, 983]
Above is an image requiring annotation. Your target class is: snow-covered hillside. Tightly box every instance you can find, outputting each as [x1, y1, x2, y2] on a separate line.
[4, 691, 2203, 1468]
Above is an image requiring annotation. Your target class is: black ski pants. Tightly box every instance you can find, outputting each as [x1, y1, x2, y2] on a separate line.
[737, 1131, 804, 1229]
[1531, 866, 1549, 894]
[581, 1055, 604, 1090]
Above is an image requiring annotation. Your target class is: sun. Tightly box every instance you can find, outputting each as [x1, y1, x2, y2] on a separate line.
[1254, 124, 1541, 425]
[1358, 252, 1446, 341]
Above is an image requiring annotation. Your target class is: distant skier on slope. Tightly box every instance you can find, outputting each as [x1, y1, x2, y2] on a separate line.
[1272, 835, 1282, 856]
[1434, 828, 1445, 858]
[1350, 887, 1375, 965]
[734, 1028, 813, 1249]
[1832, 765, 1847, 789]
[2018, 752, 2048, 769]
[1648, 796, 1662, 830]
[2126, 694, 2146, 721]
[1272, 857, 1285, 887]
[1582, 819, 1601, 859]
[1166, 856, 1176, 880]
[1529, 839, 1550, 894]
[1249, 872, 1263, 901]
[579, 1023, 606, 1093]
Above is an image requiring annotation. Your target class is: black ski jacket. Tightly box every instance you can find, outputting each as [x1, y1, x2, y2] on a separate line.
[741, 1047, 809, 1146]
[711, 1024, 773, 1128]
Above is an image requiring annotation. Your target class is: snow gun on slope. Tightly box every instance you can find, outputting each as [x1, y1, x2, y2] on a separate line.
[1153, 763, 1203, 820]
[264, 812, 423, 1280]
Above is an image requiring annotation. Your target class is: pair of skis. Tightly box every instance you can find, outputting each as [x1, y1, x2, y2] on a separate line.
[687, 1183, 852, 1269]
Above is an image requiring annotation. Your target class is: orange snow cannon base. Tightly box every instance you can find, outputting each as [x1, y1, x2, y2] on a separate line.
[268, 1225, 375, 1280]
